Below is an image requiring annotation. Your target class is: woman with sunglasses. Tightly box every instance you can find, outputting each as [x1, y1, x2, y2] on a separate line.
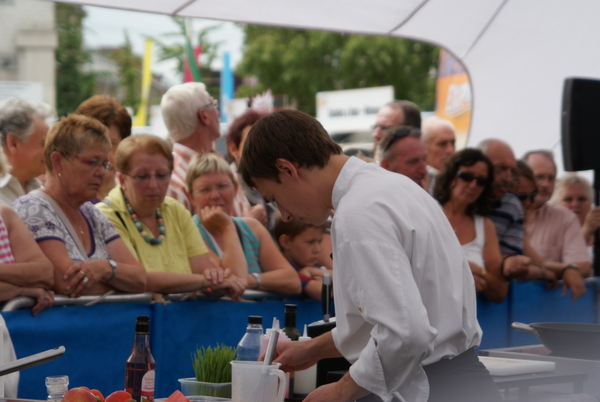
[12, 114, 147, 298]
[96, 135, 246, 298]
[434, 148, 508, 302]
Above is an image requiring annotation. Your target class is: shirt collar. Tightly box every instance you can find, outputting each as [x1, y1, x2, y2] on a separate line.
[0, 173, 14, 188]
[332, 156, 366, 211]
[173, 143, 199, 163]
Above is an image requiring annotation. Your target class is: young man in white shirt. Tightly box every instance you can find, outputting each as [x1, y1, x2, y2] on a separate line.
[238, 110, 501, 402]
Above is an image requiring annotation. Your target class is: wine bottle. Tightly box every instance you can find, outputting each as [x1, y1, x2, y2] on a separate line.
[125, 315, 156, 402]
[282, 304, 301, 341]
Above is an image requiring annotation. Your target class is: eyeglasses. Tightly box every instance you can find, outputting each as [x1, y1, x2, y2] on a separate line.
[382, 128, 412, 153]
[456, 171, 490, 187]
[372, 124, 392, 131]
[194, 183, 232, 196]
[73, 155, 113, 171]
[513, 191, 538, 202]
[125, 172, 172, 183]
[201, 99, 219, 111]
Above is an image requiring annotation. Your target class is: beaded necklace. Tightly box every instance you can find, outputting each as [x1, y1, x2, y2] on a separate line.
[123, 193, 165, 245]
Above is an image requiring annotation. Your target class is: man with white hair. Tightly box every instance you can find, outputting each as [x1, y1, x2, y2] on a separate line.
[0, 98, 54, 206]
[422, 116, 456, 194]
[161, 82, 222, 212]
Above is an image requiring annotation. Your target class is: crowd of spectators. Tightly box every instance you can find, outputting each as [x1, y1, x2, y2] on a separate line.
[0, 89, 595, 320]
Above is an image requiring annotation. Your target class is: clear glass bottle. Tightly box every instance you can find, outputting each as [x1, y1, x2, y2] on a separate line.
[46, 375, 68, 401]
[236, 315, 263, 361]
[125, 315, 156, 402]
[282, 304, 301, 341]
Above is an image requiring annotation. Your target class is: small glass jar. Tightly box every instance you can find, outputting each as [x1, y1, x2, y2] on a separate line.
[46, 375, 69, 401]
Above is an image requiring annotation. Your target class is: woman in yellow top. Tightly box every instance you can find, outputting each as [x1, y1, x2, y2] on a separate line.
[96, 134, 245, 297]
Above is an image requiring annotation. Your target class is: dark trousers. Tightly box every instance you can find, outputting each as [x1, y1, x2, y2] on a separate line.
[423, 348, 502, 402]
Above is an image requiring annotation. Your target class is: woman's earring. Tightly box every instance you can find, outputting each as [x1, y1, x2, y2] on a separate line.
[57, 173, 62, 178]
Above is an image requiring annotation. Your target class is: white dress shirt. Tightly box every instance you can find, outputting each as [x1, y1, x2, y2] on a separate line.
[330, 157, 481, 402]
[0, 174, 41, 207]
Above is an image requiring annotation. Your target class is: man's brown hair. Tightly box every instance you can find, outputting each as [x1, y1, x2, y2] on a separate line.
[238, 110, 342, 187]
[75, 95, 132, 140]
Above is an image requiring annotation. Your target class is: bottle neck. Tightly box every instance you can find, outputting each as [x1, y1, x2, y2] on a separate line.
[284, 313, 296, 329]
[132, 332, 150, 353]
[248, 323, 263, 330]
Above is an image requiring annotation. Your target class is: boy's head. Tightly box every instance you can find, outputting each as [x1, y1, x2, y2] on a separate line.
[238, 110, 342, 187]
[238, 110, 343, 225]
[274, 215, 327, 268]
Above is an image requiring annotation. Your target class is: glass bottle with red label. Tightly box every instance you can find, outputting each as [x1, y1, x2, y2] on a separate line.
[125, 315, 155, 402]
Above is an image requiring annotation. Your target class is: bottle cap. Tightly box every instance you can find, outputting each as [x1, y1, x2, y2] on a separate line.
[248, 315, 262, 325]
[135, 315, 150, 333]
[298, 324, 311, 341]
[284, 304, 297, 313]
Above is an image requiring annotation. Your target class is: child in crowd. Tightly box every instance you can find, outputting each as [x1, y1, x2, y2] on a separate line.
[273, 215, 333, 300]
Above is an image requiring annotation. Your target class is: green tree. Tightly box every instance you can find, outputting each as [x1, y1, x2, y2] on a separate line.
[236, 26, 438, 115]
[152, 18, 223, 96]
[110, 31, 142, 112]
[55, 4, 96, 116]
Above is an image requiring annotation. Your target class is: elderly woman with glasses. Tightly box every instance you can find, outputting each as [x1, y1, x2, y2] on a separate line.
[434, 148, 508, 303]
[12, 114, 147, 298]
[187, 153, 302, 295]
[96, 134, 246, 298]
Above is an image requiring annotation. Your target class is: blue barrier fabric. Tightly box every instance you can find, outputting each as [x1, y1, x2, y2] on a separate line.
[1, 298, 322, 399]
[476, 293, 511, 350]
[1, 281, 597, 399]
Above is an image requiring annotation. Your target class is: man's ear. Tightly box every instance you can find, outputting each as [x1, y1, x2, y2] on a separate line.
[5, 133, 19, 155]
[274, 159, 298, 178]
[278, 234, 292, 250]
[197, 109, 209, 125]
[380, 158, 390, 170]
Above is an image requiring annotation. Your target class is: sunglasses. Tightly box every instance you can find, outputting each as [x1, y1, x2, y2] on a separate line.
[456, 171, 490, 187]
[383, 128, 412, 153]
[513, 191, 538, 202]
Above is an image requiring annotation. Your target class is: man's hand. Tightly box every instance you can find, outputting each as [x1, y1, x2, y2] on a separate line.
[502, 255, 530, 279]
[245, 204, 267, 226]
[562, 268, 586, 303]
[582, 206, 600, 242]
[272, 338, 318, 372]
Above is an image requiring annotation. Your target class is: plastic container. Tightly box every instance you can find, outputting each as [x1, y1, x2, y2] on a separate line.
[237, 316, 263, 361]
[293, 325, 317, 397]
[178, 378, 232, 398]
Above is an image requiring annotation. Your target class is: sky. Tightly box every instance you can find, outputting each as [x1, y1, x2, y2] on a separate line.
[82, 5, 245, 86]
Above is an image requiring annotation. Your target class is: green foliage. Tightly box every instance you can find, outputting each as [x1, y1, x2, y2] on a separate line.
[152, 18, 223, 96]
[55, 4, 96, 116]
[192, 344, 237, 383]
[110, 31, 142, 112]
[237, 26, 439, 115]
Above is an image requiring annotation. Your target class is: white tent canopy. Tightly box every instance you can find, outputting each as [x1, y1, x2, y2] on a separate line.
[48, 0, 600, 169]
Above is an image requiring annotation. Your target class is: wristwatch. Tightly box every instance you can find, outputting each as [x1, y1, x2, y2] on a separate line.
[562, 264, 579, 273]
[107, 259, 117, 282]
[251, 272, 261, 289]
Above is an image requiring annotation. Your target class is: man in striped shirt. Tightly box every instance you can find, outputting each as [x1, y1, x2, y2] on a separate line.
[160, 83, 223, 212]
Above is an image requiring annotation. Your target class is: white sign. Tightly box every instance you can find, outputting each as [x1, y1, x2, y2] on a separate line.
[0, 81, 43, 103]
[316, 86, 394, 134]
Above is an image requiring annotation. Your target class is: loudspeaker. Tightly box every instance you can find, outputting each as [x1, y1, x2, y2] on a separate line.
[562, 77, 600, 171]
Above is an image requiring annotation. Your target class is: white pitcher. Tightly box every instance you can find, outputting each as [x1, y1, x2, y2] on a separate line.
[231, 361, 286, 402]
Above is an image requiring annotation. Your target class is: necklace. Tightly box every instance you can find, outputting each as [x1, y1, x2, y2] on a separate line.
[123, 194, 165, 245]
[451, 216, 471, 233]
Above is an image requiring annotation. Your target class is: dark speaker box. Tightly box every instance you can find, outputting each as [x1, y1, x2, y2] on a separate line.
[562, 77, 600, 171]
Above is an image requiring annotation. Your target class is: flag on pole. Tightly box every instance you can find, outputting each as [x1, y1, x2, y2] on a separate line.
[134, 39, 154, 127]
